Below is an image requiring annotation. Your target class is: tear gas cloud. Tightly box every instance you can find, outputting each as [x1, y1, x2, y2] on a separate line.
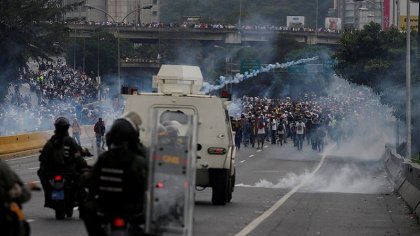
[230, 56, 397, 194]
[237, 162, 390, 194]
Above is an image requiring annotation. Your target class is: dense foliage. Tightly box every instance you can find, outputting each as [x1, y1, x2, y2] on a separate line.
[334, 23, 407, 89]
[0, 0, 83, 99]
[65, 30, 131, 77]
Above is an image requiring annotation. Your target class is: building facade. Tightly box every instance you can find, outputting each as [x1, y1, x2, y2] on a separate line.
[334, 0, 419, 30]
[335, 0, 384, 30]
[63, 0, 159, 25]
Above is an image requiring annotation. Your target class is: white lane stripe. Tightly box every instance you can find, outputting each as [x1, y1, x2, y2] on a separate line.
[27, 219, 35, 223]
[235, 145, 335, 236]
[28, 167, 39, 170]
[240, 160, 246, 163]
[5, 155, 37, 162]
[249, 155, 254, 158]
[256, 150, 262, 152]
[253, 170, 281, 173]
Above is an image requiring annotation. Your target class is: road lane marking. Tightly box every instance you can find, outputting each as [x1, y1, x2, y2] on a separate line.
[28, 167, 39, 170]
[253, 170, 281, 173]
[5, 155, 37, 162]
[235, 145, 335, 236]
[256, 150, 262, 153]
[240, 160, 246, 164]
[249, 155, 254, 158]
[27, 219, 35, 223]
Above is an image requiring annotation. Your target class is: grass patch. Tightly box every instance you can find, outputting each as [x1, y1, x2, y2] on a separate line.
[411, 154, 420, 164]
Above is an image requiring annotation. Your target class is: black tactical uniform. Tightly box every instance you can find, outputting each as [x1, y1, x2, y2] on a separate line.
[0, 160, 31, 236]
[37, 117, 88, 208]
[81, 112, 148, 236]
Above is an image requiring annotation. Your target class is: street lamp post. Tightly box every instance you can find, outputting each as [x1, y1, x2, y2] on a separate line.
[316, 0, 318, 30]
[406, 0, 414, 159]
[85, 4, 153, 94]
[239, 0, 242, 28]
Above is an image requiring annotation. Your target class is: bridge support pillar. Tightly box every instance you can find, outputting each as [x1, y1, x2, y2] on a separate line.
[225, 32, 242, 44]
[306, 35, 318, 45]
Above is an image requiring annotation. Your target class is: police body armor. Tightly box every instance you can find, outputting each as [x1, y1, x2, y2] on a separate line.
[96, 149, 145, 213]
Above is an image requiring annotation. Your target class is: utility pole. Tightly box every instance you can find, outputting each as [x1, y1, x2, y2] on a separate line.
[316, 0, 318, 44]
[406, 0, 412, 159]
[239, 0, 242, 28]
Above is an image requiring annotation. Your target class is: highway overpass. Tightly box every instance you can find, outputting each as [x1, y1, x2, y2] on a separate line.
[68, 24, 340, 45]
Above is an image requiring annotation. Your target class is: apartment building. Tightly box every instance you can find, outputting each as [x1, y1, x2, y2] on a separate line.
[63, 0, 159, 25]
[334, 0, 419, 30]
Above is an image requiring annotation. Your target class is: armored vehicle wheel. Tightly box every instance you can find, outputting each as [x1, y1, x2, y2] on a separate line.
[211, 169, 229, 205]
[55, 209, 65, 220]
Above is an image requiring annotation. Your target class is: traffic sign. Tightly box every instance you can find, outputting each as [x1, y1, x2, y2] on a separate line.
[287, 64, 306, 74]
[240, 58, 261, 74]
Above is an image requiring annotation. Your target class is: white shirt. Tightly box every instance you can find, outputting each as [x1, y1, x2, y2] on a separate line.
[296, 122, 305, 135]
[271, 120, 277, 131]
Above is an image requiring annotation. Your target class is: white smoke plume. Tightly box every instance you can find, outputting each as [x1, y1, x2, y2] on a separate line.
[201, 56, 319, 93]
[237, 163, 390, 194]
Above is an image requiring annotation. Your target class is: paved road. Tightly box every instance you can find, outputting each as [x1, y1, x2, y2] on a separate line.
[6, 141, 420, 236]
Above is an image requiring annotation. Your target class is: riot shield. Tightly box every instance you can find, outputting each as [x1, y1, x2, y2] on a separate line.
[145, 107, 197, 236]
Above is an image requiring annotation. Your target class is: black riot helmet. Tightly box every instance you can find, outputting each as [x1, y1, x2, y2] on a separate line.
[106, 112, 142, 148]
[54, 117, 70, 134]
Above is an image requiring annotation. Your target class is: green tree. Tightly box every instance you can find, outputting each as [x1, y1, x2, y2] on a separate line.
[334, 23, 406, 89]
[0, 0, 83, 100]
[65, 30, 124, 77]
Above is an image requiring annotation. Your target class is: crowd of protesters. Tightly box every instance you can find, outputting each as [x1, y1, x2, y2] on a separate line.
[0, 59, 121, 136]
[232, 95, 328, 152]
[67, 20, 341, 34]
[232, 80, 394, 152]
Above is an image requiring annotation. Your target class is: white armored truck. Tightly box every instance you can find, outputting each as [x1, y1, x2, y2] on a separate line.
[124, 65, 236, 205]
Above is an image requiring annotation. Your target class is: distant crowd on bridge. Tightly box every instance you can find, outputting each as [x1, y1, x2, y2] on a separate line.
[68, 20, 342, 34]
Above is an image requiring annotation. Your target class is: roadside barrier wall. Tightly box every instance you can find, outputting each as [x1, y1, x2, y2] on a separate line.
[399, 163, 420, 212]
[0, 125, 95, 157]
[0, 132, 51, 155]
[384, 146, 420, 217]
[384, 145, 406, 191]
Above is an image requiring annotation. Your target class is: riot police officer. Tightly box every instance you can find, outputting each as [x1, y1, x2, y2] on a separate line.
[81, 112, 148, 236]
[37, 117, 89, 209]
[0, 160, 31, 236]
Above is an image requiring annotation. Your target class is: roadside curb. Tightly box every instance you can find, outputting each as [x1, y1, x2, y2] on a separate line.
[0, 149, 41, 160]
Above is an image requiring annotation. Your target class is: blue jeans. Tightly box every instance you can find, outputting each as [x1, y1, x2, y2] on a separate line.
[95, 134, 102, 149]
[296, 134, 304, 150]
